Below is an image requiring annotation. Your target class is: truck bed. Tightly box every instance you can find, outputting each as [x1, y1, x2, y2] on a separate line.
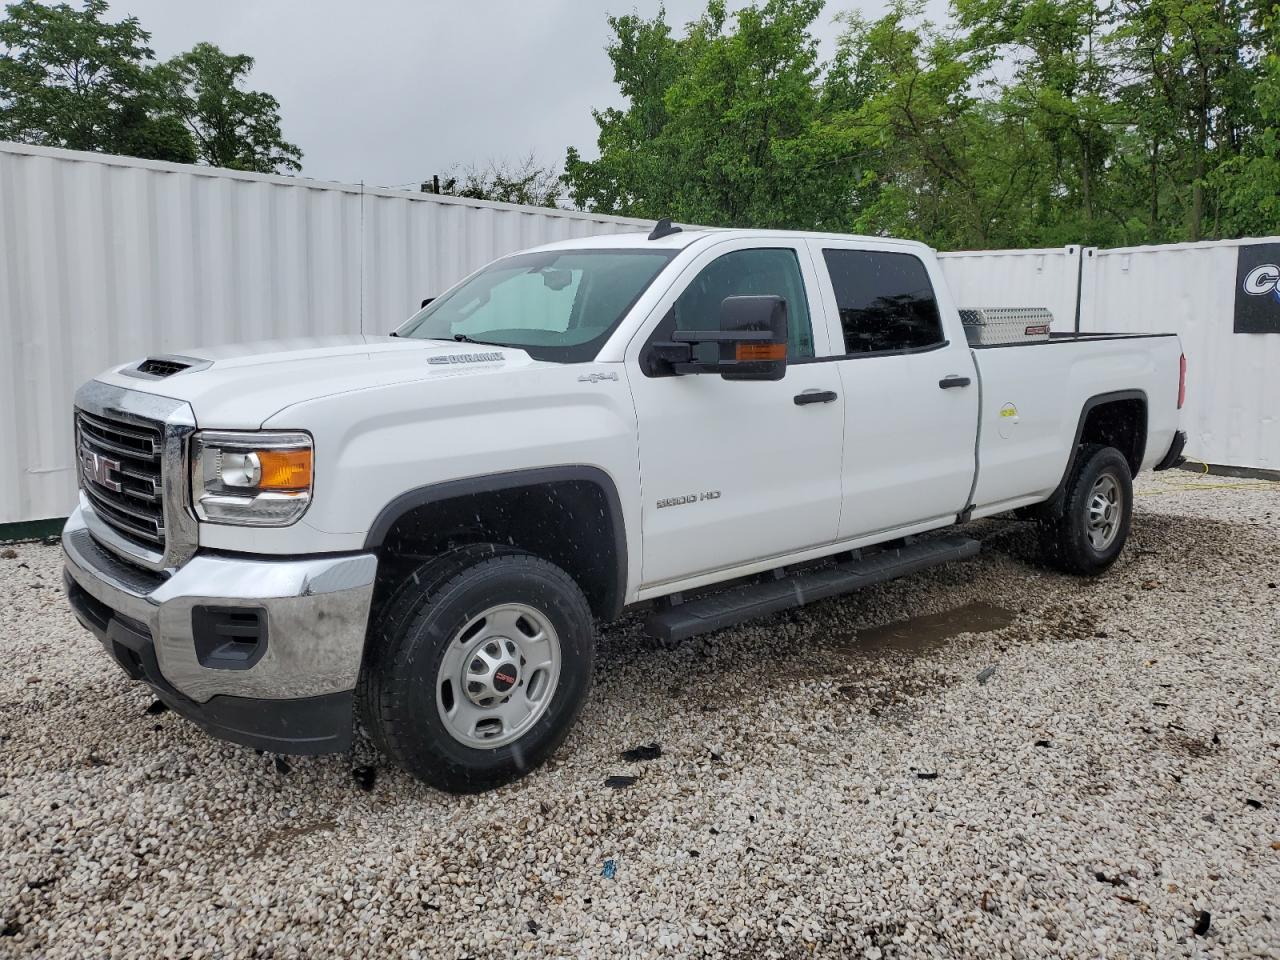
[966, 331, 1183, 518]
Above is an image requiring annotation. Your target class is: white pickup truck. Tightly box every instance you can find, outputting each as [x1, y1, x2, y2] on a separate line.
[63, 223, 1187, 791]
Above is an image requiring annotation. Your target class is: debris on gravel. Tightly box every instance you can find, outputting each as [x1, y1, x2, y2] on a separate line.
[620, 742, 663, 763]
[1, 474, 1278, 958]
[352, 765, 377, 792]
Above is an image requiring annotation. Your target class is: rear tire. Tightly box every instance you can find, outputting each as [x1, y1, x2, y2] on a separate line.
[360, 546, 594, 793]
[1039, 444, 1133, 575]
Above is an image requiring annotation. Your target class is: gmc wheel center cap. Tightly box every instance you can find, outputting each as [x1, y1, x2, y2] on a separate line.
[493, 662, 518, 693]
[463, 635, 525, 706]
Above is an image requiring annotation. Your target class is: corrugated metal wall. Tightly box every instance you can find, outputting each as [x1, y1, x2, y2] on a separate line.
[0, 142, 651, 524]
[4, 138, 1274, 524]
[943, 237, 1280, 471]
[1079, 239, 1280, 472]
[938, 246, 1082, 331]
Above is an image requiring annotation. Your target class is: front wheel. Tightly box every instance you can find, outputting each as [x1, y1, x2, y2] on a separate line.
[360, 547, 594, 792]
[1039, 444, 1134, 575]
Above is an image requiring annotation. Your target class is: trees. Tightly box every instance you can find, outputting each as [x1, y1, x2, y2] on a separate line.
[564, 0, 864, 229]
[952, 0, 1125, 245]
[434, 154, 563, 207]
[827, 5, 1049, 249]
[0, 0, 301, 173]
[155, 43, 301, 173]
[1211, 8, 1280, 237]
[1109, 0, 1266, 241]
[565, 0, 1280, 247]
[563, 8, 684, 219]
[0, 0, 192, 161]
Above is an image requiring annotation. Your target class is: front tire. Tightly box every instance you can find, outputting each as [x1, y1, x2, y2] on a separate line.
[1039, 444, 1133, 575]
[361, 547, 594, 792]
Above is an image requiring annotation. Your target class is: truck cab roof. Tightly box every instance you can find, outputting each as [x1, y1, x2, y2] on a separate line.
[523, 226, 936, 256]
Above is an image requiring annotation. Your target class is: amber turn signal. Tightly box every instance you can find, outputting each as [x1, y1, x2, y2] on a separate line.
[735, 342, 786, 362]
[256, 449, 313, 491]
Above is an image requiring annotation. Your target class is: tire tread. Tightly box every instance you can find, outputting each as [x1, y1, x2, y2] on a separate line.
[359, 546, 594, 792]
[1039, 444, 1133, 576]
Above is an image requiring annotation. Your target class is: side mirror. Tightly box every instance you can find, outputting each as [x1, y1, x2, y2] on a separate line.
[714, 295, 788, 381]
[653, 295, 789, 381]
[420, 297, 435, 310]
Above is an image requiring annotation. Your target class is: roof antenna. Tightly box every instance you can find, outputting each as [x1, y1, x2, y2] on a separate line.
[648, 217, 683, 241]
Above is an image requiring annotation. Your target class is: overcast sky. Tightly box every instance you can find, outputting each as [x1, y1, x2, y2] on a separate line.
[108, 0, 948, 190]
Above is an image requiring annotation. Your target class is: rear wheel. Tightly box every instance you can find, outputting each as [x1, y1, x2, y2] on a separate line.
[360, 546, 594, 792]
[1039, 444, 1133, 575]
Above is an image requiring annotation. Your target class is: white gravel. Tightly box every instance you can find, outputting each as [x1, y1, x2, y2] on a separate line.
[1, 472, 1278, 959]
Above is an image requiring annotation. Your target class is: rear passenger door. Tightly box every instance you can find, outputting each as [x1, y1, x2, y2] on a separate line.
[807, 241, 979, 540]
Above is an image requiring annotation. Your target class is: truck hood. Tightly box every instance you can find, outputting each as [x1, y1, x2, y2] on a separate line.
[93, 335, 542, 428]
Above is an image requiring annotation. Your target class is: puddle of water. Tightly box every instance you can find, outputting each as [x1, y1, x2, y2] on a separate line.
[842, 601, 1016, 657]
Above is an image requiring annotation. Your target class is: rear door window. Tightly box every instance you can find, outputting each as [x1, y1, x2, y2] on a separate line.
[822, 250, 944, 355]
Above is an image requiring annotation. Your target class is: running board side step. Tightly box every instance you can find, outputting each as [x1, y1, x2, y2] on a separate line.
[644, 535, 981, 644]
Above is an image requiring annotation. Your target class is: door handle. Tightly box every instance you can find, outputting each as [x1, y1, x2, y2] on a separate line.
[794, 390, 838, 406]
[938, 376, 971, 389]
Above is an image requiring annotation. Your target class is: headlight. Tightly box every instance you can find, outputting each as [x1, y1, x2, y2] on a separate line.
[192, 431, 313, 526]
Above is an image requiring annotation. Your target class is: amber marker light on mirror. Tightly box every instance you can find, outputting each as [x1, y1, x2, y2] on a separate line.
[736, 343, 787, 362]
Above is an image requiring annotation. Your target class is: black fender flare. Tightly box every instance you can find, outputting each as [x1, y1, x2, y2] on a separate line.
[363, 465, 629, 620]
[1043, 389, 1148, 515]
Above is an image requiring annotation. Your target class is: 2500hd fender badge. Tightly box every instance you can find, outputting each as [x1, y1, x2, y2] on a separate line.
[656, 490, 721, 509]
[428, 351, 505, 365]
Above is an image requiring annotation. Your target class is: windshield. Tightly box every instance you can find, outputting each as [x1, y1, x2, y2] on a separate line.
[396, 248, 677, 362]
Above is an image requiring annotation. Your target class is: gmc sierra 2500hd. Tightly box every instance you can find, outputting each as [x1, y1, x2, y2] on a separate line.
[63, 222, 1188, 792]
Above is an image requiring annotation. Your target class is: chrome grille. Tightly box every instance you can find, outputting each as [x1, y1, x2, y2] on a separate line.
[76, 409, 166, 551]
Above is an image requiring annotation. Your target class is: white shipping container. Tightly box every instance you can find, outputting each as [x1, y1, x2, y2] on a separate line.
[0, 142, 652, 525]
[1079, 239, 1280, 472]
[939, 246, 1081, 333]
[3, 140, 1274, 525]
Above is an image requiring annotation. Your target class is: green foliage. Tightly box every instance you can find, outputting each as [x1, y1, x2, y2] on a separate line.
[0, 0, 192, 160]
[565, 0, 863, 229]
[154, 43, 300, 173]
[565, 0, 1280, 248]
[1208, 6, 1280, 237]
[0, 0, 301, 173]
[436, 153, 562, 207]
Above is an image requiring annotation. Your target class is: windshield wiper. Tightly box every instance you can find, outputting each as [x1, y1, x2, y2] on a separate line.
[453, 333, 502, 347]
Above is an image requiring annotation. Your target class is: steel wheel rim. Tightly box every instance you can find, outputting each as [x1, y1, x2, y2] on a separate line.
[1086, 473, 1122, 551]
[436, 603, 561, 749]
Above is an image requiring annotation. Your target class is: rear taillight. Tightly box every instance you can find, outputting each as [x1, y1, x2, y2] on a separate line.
[1178, 353, 1187, 409]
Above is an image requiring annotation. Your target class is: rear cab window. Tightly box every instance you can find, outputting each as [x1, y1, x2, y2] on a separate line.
[820, 249, 945, 355]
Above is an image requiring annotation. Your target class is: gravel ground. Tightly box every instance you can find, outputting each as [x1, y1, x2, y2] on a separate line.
[1, 472, 1278, 959]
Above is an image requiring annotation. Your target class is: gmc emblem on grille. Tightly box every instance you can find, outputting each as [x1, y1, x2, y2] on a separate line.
[81, 448, 123, 492]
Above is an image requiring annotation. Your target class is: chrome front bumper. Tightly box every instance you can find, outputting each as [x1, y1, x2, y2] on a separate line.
[62, 507, 377, 752]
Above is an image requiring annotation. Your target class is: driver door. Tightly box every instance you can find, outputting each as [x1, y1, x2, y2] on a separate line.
[626, 240, 844, 591]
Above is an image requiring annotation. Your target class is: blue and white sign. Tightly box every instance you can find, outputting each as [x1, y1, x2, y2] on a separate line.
[1235, 243, 1280, 333]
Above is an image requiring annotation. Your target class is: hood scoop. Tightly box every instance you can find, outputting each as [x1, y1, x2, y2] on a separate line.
[130, 354, 209, 379]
